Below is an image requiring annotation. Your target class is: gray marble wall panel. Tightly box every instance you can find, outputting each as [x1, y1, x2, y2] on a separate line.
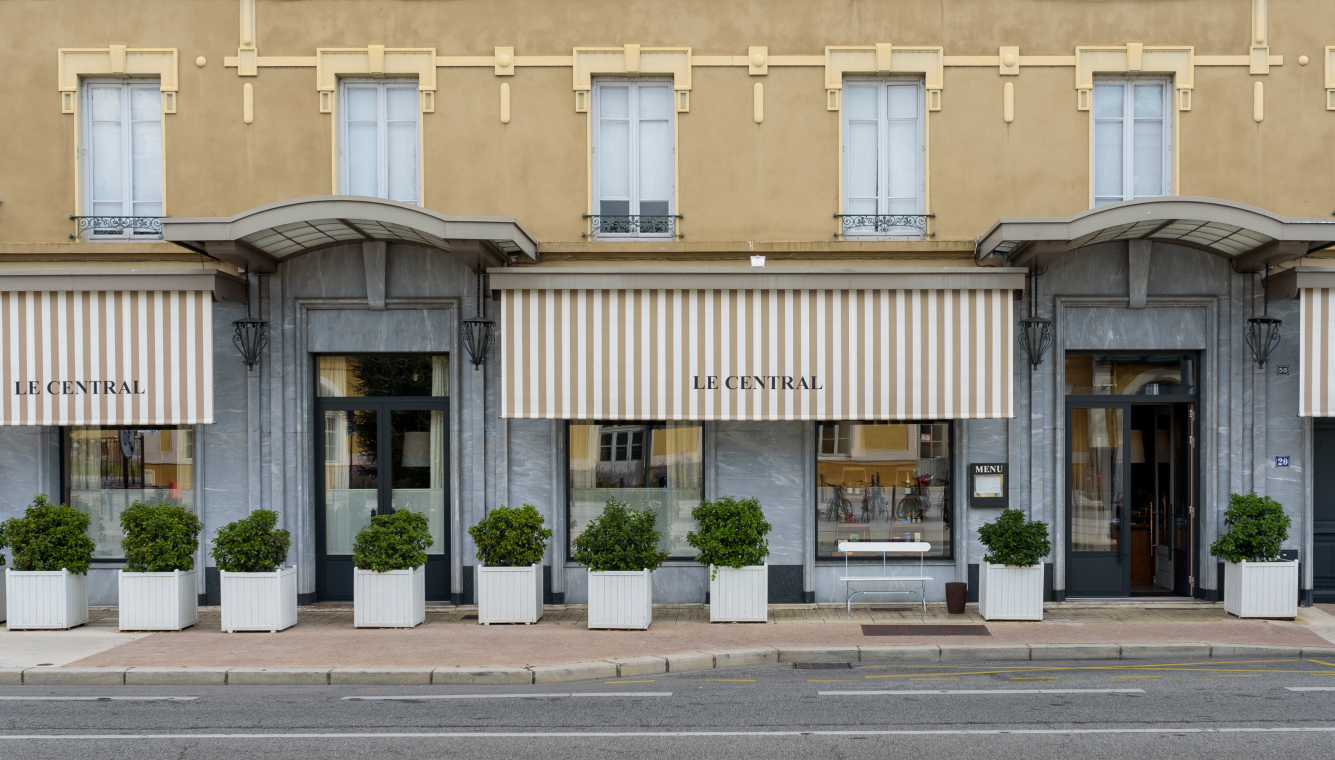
[1261, 295, 1305, 551]
[282, 245, 367, 299]
[714, 422, 806, 565]
[964, 419, 1011, 565]
[386, 246, 472, 300]
[306, 308, 453, 353]
[1063, 307, 1209, 351]
[502, 419, 559, 566]
[0, 426, 48, 517]
[202, 299, 256, 573]
[562, 565, 709, 604]
[88, 568, 118, 606]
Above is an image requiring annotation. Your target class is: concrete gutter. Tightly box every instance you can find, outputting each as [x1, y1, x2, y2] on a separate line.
[2, 643, 1332, 686]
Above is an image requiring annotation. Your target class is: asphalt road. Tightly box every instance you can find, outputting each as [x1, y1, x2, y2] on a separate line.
[3, 657, 1335, 759]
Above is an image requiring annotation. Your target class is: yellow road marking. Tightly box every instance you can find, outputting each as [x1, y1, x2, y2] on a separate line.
[1209, 674, 1261, 677]
[605, 680, 656, 684]
[1307, 660, 1335, 667]
[907, 677, 959, 681]
[863, 662, 1324, 679]
[706, 679, 756, 682]
[808, 679, 855, 683]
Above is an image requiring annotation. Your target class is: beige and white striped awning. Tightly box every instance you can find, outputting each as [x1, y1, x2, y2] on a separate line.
[1, 291, 213, 426]
[500, 286, 1014, 421]
[1301, 287, 1335, 418]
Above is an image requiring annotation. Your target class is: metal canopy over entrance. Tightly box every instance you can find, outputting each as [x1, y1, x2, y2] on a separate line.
[976, 197, 1335, 273]
[162, 195, 540, 273]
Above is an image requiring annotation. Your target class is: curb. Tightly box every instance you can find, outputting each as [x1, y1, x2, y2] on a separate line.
[4, 643, 1332, 686]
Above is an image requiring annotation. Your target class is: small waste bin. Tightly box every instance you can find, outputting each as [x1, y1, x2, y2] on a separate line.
[945, 582, 967, 615]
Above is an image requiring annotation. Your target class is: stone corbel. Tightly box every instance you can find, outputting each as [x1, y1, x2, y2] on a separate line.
[315, 47, 437, 113]
[823, 44, 945, 111]
[58, 46, 179, 114]
[572, 45, 692, 112]
[1075, 45, 1194, 111]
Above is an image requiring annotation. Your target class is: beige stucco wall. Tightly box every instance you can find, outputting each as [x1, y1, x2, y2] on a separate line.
[1, 0, 1332, 262]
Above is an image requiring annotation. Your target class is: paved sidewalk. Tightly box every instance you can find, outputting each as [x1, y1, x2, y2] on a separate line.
[38, 602, 1335, 670]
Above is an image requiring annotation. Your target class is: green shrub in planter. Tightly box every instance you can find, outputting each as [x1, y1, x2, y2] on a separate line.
[353, 510, 434, 572]
[121, 500, 203, 573]
[0, 494, 96, 574]
[977, 508, 1052, 567]
[687, 496, 771, 578]
[210, 509, 291, 573]
[1210, 493, 1291, 563]
[469, 504, 552, 567]
[571, 498, 669, 572]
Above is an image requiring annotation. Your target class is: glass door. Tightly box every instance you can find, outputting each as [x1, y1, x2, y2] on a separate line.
[314, 354, 450, 601]
[1067, 404, 1129, 597]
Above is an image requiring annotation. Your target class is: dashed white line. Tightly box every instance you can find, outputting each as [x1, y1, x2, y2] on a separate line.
[0, 696, 198, 702]
[1285, 687, 1335, 692]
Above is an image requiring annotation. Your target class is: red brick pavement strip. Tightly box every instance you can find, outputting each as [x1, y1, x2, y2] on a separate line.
[70, 616, 1332, 669]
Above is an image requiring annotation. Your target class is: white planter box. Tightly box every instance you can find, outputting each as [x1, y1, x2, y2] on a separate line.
[978, 561, 1044, 621]
[0, 569, 6, 623]
[1224, 560, 1298, 619]
[118, 569, 198, 631]
[587, 569, 653, 629]
[220, 566, 298, 633]
[6, 569, 89, 630]
[354, 565, 426, 628]
[476, 564, 544, 624]
[709, 564, 768, 623]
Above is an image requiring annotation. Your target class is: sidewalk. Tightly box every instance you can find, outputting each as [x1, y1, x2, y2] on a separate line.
[10, 602, 1331, 671]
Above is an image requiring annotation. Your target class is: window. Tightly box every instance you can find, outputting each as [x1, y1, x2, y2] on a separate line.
[83, 81, 163, 238]
[1064, 353, 1196, 396]
[341, 81, 420, 204]
[842, 80, 925, 238]
[1093, 79, 1171, 207]
[817, 421, 952, 558]
[569, 422, 702, 558]
[65, 426, 194, 559]
[592, 80, 675, 237]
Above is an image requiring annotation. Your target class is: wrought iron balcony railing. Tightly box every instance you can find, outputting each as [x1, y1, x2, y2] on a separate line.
[70, 215, 166, 240]
[583, 214, 683, 238]
[836, 213, 934, 237]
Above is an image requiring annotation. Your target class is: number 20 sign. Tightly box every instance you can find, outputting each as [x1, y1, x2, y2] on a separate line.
[1276, 456, 1290, 467]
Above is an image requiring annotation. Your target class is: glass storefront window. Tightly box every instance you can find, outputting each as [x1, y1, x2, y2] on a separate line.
[318, 355, 449, 397]
[1065, 353, 1194, 396]
[569, 421, 703, 558]
[65, 426, 194, 559]
[816, 421, 952, 558]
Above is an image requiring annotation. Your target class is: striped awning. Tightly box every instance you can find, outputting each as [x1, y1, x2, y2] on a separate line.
[2, 291, 213, 426]
[501, 288, 1013, 421]
[1301, 287, 1335, 417]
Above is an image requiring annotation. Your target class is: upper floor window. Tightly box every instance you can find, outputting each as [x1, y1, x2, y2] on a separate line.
[1093, 79, 1171, 207]
[842, 80, 925, 239]
[83, 81, 163, 239]
[592, 80, 675, 238]
[341, 80, 419, 205]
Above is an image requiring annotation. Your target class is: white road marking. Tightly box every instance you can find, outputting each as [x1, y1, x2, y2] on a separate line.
[343, 692, 672, 701]
[0, 696, 198, 701]
[1285, 687, 1335, 691]
[2, 726, 1335, 739]
[819, 689, 1145, 696]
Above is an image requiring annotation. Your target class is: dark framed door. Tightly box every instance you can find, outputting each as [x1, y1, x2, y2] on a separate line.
[315, 397, 450, 601]
[1314, 420, 1335, 602]
[1067, 402, 1130, 596]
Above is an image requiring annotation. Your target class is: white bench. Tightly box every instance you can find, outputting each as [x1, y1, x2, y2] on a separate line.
[838, 541, 932, 614]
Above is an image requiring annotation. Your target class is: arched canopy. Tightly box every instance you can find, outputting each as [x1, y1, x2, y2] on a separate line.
[163, 196, 538, 272]
[976, 197, 1335, 273]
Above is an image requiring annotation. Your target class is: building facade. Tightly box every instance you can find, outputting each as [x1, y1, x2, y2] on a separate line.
[3, 0, 1335, 607]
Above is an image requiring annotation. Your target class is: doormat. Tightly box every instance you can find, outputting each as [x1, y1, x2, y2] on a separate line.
[861, 624, 990, 636]
[792, 662, 853, 669]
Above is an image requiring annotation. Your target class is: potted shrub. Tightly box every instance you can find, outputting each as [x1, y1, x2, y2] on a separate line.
[1212, 493, 1297, 619]
[118, 500, 204, 631]
[469, 504, 552, 625]
[1, 494, 95, 630]
[352, 509, 433, 628]
[572, 498, 668, 629]
[687, 496, 772, 623]
[976, 508, 1051, 621]
[210, 509, 296, 633]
